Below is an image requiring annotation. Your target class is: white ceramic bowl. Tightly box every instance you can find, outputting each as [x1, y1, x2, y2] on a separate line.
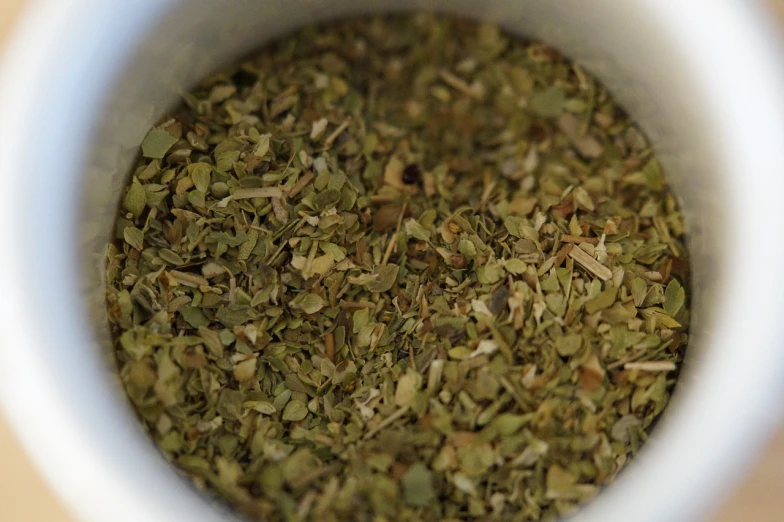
[2, 1, 784, 521]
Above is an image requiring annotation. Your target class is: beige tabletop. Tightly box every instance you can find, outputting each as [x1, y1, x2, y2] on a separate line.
[1, 2, 783, 521]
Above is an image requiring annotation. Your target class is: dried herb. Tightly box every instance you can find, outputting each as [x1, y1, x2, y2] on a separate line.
[106, 14, 690, 522]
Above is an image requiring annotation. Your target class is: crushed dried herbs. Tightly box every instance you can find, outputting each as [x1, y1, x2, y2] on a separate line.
[106, 14, 690, 522]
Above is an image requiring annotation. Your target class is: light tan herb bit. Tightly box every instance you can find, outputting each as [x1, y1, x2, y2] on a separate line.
[623, 361, 677, 372]
[568, 244, 612, 281]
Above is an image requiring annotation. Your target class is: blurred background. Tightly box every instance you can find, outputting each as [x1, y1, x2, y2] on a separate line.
[1, 1, 783, 521]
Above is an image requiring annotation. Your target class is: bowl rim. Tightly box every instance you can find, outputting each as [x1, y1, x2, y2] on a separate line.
[1, 2, 784, 522]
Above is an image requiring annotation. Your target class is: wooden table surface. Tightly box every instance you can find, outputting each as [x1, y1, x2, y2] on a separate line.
[1, 2, 783, 521]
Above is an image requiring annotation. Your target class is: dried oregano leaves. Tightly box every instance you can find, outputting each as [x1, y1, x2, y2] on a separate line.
[106, 14, 690, 522]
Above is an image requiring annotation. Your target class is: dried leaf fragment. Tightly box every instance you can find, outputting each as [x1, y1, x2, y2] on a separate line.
[141, 128, 178, 159]
[568, 245, 612, 281]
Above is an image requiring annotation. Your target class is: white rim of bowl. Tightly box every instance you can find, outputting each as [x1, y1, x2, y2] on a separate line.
[0, 2, 783, 522]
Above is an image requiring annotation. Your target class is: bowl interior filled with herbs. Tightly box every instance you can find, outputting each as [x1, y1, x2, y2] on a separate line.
[106, 14, 690, 522]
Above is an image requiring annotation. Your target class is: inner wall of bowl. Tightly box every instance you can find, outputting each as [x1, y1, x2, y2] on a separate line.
[80, 0, 723, 520]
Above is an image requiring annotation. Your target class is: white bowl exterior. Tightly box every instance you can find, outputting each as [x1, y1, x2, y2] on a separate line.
[1, 1, 784, 521]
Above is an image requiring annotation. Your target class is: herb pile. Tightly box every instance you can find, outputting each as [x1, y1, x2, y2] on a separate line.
[106, 15, 690, 522]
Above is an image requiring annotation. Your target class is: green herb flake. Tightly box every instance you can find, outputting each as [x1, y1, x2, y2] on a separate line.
[141, 128, 178, 159]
